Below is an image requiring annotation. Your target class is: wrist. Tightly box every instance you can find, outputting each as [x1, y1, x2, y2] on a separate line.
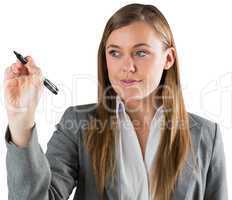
[8, 119, 35, 132]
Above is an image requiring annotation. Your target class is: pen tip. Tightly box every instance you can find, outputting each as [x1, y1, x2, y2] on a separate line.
[13, 51, 19, 56]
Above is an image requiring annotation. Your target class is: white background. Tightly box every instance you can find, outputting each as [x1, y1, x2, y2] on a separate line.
[0, 0, 231, 199]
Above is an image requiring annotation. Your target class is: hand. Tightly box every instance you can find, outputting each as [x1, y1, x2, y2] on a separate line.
[3, 56, 44, 129]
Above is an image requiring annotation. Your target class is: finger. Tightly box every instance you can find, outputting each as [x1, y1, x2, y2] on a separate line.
[24, 55, 36, 66]
[15, 59, 28, 74]
[12, 62, 28, 75]
[4, 66, 19, 81]
[16, 59, 24, 67]
[31, 73, 44, 88]
[16, 56, 36, 75]
[24, 56, 40, 75]
[17, 62, 30, 75]
[11, 63, 20, 74]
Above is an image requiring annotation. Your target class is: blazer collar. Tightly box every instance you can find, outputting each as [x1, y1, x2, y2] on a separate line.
[104, 110, 202, 199]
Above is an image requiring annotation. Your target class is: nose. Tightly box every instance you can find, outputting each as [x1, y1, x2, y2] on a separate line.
[122, 56, 136, 73]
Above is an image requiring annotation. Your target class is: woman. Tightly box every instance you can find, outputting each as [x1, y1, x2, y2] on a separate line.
[4, 3, 228, 200]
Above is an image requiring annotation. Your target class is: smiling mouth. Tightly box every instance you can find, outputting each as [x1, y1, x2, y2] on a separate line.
[120, 79, 142, 87]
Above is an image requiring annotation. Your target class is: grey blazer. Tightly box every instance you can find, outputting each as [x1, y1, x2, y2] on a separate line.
[5, 103, 228, 200]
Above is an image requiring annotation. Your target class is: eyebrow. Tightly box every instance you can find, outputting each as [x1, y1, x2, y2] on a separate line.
[106, 43, 152, 49]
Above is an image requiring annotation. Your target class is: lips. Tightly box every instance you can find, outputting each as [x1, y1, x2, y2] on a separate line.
[120, 79, 142, 87]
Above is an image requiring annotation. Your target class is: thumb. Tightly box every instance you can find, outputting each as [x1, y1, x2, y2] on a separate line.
[25, 56, 35, 65]
[24, 56, 39, 75]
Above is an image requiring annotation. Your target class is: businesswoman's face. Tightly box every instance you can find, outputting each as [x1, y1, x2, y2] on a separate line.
[105, 21, 175, 103]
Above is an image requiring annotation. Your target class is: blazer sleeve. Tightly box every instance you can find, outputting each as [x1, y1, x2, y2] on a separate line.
[5, 106, 80, 200]
[204, 123, 228, 200]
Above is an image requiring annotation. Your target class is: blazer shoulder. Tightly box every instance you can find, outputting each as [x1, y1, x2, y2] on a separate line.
[72, 103, 98, 119]
[187, 111, 220, 157]
[187, 111, 217, 130]
[56, 103, 98, 134]
[73, 103, 98, 112]
[61, 103, 98, 118]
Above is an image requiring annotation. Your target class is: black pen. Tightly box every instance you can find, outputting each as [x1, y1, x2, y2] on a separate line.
[13, 51, 59, 95]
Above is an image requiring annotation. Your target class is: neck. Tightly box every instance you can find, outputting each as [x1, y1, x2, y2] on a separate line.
[123, 93, 162, 129]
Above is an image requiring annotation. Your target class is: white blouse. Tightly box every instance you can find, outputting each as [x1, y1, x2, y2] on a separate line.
[115, 95, 164, 200]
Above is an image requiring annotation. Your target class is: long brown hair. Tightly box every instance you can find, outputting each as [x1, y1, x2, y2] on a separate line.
[84, 3, 196, 200]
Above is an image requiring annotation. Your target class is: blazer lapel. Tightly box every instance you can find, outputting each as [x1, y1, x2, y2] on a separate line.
[171, 112, 202, 200]
[104, 112, 202, 200]
[104, 170, 120, 200]
[104, 133, 121, 200]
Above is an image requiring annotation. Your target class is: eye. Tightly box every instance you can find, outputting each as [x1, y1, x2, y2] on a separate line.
[108, 50, 149, 58]
[135, 50, 148, 57]
[108, 50, 120, 58]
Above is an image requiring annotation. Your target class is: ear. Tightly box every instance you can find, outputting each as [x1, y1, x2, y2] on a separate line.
[163, 47, 176, 70]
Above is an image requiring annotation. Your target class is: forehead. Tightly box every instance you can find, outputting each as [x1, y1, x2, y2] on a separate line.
[106, 21, 162, 49]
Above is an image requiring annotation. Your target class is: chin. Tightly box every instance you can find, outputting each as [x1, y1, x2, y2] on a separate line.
[121, 92, 144, 102]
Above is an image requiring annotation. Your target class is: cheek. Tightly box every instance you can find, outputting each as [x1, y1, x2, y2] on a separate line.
[147, 67, 164, 88]
[140, 57, 162, 77]
[106, 59, 119, 87]
[106, 57, 123, 82]
[106, 55, 117, 71]
[141, 63, 164, 87]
